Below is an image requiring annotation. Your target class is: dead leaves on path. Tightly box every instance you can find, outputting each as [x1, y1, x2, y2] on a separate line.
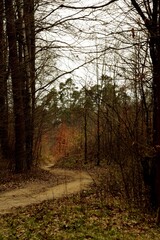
[0, 167, 71, 193]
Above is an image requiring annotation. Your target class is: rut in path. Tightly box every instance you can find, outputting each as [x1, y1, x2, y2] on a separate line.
[0, 167, 92, 214]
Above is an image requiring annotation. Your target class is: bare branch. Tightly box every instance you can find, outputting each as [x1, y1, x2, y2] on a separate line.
[60, 0, 118, 10]
[131, 0, 149, 26]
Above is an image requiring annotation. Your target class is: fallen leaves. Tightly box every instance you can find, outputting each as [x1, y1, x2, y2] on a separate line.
[0, 167, 71, 193]
[0, 187, 160, 240]
[0, 166, 160, 240]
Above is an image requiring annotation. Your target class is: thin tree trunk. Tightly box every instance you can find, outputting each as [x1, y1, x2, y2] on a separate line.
[84, 88, 88, 164]
[0, 0, 9, 159]
[23, 0, 35, 168]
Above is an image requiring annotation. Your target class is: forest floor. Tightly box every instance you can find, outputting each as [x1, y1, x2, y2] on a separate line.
[0, 162, 160, 239]
[0, 165, 92, 214]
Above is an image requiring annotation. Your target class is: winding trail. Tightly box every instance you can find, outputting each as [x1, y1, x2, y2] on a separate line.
[0, 166, 92, 214]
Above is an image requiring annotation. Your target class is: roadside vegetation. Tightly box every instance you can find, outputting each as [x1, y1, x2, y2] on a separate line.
[0, 163, 160, 240]
[0, 187, 160, 239]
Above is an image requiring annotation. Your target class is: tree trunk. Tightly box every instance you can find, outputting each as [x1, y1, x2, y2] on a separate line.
[5, 0, 26, 172]
[0, 0, 9, 159]
[131, 0, 160, 214]
[23, 0, 35, 168]
[150, 36, 160, 209]
[84, 88, 88, 164]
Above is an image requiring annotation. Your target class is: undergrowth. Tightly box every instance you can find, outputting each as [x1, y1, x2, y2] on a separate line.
[0, 156, 159, 239]
[0, 184, 160, 239]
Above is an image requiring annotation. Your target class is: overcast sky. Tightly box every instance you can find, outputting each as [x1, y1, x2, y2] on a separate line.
[36, 0, 144, 93]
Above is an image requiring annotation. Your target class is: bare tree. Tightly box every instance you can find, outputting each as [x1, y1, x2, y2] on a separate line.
[128, 0, 160, 215]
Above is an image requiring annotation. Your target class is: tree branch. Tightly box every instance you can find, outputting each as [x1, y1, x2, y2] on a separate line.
[60, 0, 118, 10]
[131, 0, 149, 25]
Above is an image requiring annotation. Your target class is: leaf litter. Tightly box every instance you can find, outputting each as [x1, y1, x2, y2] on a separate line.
[0, 166, 160, 239]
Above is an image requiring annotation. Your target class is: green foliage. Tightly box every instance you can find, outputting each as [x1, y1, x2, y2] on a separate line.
[0, 185, 160, 240]
[0, 234, 3, 240]
[54, 156, 86, 170]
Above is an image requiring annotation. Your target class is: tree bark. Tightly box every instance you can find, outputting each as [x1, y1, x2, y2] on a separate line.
[0, 0, 9, 159]
[23, 0, 35, 168]
[5, 0, 26, 172]
[150, 35, 160, 209]
[131, 0, 160, 211]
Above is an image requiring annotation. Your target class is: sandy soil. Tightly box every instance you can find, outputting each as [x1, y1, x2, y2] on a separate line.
[0, 166, 92, 214]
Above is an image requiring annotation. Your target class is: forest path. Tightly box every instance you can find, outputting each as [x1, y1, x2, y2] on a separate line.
[0, 166, 92, 214]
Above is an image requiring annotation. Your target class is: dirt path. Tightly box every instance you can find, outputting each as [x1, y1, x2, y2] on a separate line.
[0, 166, 92, 214]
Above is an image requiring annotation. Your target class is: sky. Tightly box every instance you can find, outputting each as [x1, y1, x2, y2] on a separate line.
[36, 0, 147, 96]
